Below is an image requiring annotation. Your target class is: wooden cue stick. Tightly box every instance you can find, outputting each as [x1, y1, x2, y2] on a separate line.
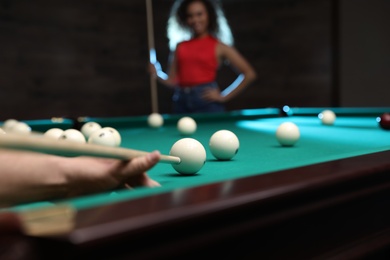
[146, 0, 158, 113]
[0, 133, 181, 164]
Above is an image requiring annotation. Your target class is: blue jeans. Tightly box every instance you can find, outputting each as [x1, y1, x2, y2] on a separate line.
[172, 82, 225, 114]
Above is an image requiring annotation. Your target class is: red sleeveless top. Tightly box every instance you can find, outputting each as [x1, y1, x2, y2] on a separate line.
[176, 35, 218, 87]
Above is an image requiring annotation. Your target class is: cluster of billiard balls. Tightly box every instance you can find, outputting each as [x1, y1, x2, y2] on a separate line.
[42, 123, 122, 147]
[0, 118, 122, 147]
[147, 113, 240, 175]
[1, 119, 32, 135]
[50, 123, 122, 147]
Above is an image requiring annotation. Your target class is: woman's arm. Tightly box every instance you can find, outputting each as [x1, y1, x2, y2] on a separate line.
[150, 52, 178, 88]
[0, 150, 160, 207]
[202, 43, 257, 103]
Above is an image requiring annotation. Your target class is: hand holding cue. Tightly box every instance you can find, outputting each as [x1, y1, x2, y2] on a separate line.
[0, 133, 181, 164]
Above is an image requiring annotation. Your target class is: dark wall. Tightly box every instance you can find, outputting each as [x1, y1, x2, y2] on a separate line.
[0, 0, 151, 120]
[340, 0, 390, 107]
[0, 0, 332, 120]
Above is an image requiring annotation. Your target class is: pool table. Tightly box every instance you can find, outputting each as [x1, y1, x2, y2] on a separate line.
[2, 107, 390, 259]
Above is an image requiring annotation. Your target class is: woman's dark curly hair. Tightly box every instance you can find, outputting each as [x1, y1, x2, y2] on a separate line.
[174, 0, 219, 35]
[167, 0, 233, 50]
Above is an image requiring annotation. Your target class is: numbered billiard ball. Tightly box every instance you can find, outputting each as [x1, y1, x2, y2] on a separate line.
[209, 130, 239, 160]
[88, 128, 117, 147]
[102, 127, 121, 147]
[177, 116, 197, 135]
[319, 110, 336, 125]
[59, 129, 86, 144]
[44, 128, 64, 139]
[11, 122, 31, 135]
[276, 122, 300, 146]
[81, 122, 102, 139]
[378, 113, 390, 130]
[169, 138, 206, 175]
[2, 119, 19, 132]
[148, 113, 164, 128]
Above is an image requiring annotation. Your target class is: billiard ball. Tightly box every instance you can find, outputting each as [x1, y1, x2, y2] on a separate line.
[209, 130, 239, 160]
[11, 122, 31, 135]
[378, 113, 390, 130]
[148, 113, 164, 128]
[276, 122, 300, 146]
[81, 122, 102, 139]
[177, 116, 197, 135]
[59, 129, 86, 144]
[2, 119, 18, 131]
[102, 127, 121, 146]
[88, 128, 116, 147]
[44, 128, 64, 139]
[319, 110, 336, 125]
[169, 138, 206, 175]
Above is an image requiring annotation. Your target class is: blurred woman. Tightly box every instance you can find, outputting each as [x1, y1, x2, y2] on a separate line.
[150, 0, 257, 114]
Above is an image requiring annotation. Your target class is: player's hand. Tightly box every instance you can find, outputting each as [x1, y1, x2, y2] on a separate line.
[65, 151, 161, 197]
[119, 151, 161, 188]
[148, 63, 158, 78]
[201, 87, 225, 103]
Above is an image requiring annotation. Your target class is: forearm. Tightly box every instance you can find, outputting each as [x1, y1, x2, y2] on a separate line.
[0, 149, 161, 208]
[151, 61, 176, 88]
[222, 70, 257, 102]
[156, 74, 176, 88]
[0, 150, 69, 207]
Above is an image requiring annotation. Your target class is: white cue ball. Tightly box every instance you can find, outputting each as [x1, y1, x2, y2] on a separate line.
[102, 127, 121, 146]
[44, 128, 64, 139]
[59, 129, 86, 144]
[319, 110, 336, 125]
[11, 122, 31, 135]
[88, 128, 116, 147]
[3, 119, 18, 131]
[169, 138, 206, 175]
[81, 122, 102, 139]
[276, 122, 300, 147]
[209, 130, 240, 160]
[148, 113, 164, 128]
[177, 116, 197, 135]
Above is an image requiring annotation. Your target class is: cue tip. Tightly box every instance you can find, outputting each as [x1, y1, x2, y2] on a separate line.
[160, 154, 181, 165]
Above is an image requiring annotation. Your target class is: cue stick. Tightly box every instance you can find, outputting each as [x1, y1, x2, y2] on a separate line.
[146, 0, 159, 113]
[0, 133, 181, 164]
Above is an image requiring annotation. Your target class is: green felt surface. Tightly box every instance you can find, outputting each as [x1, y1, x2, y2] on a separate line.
[6, 109, 390, 212]
[284, 106, 390, 117]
